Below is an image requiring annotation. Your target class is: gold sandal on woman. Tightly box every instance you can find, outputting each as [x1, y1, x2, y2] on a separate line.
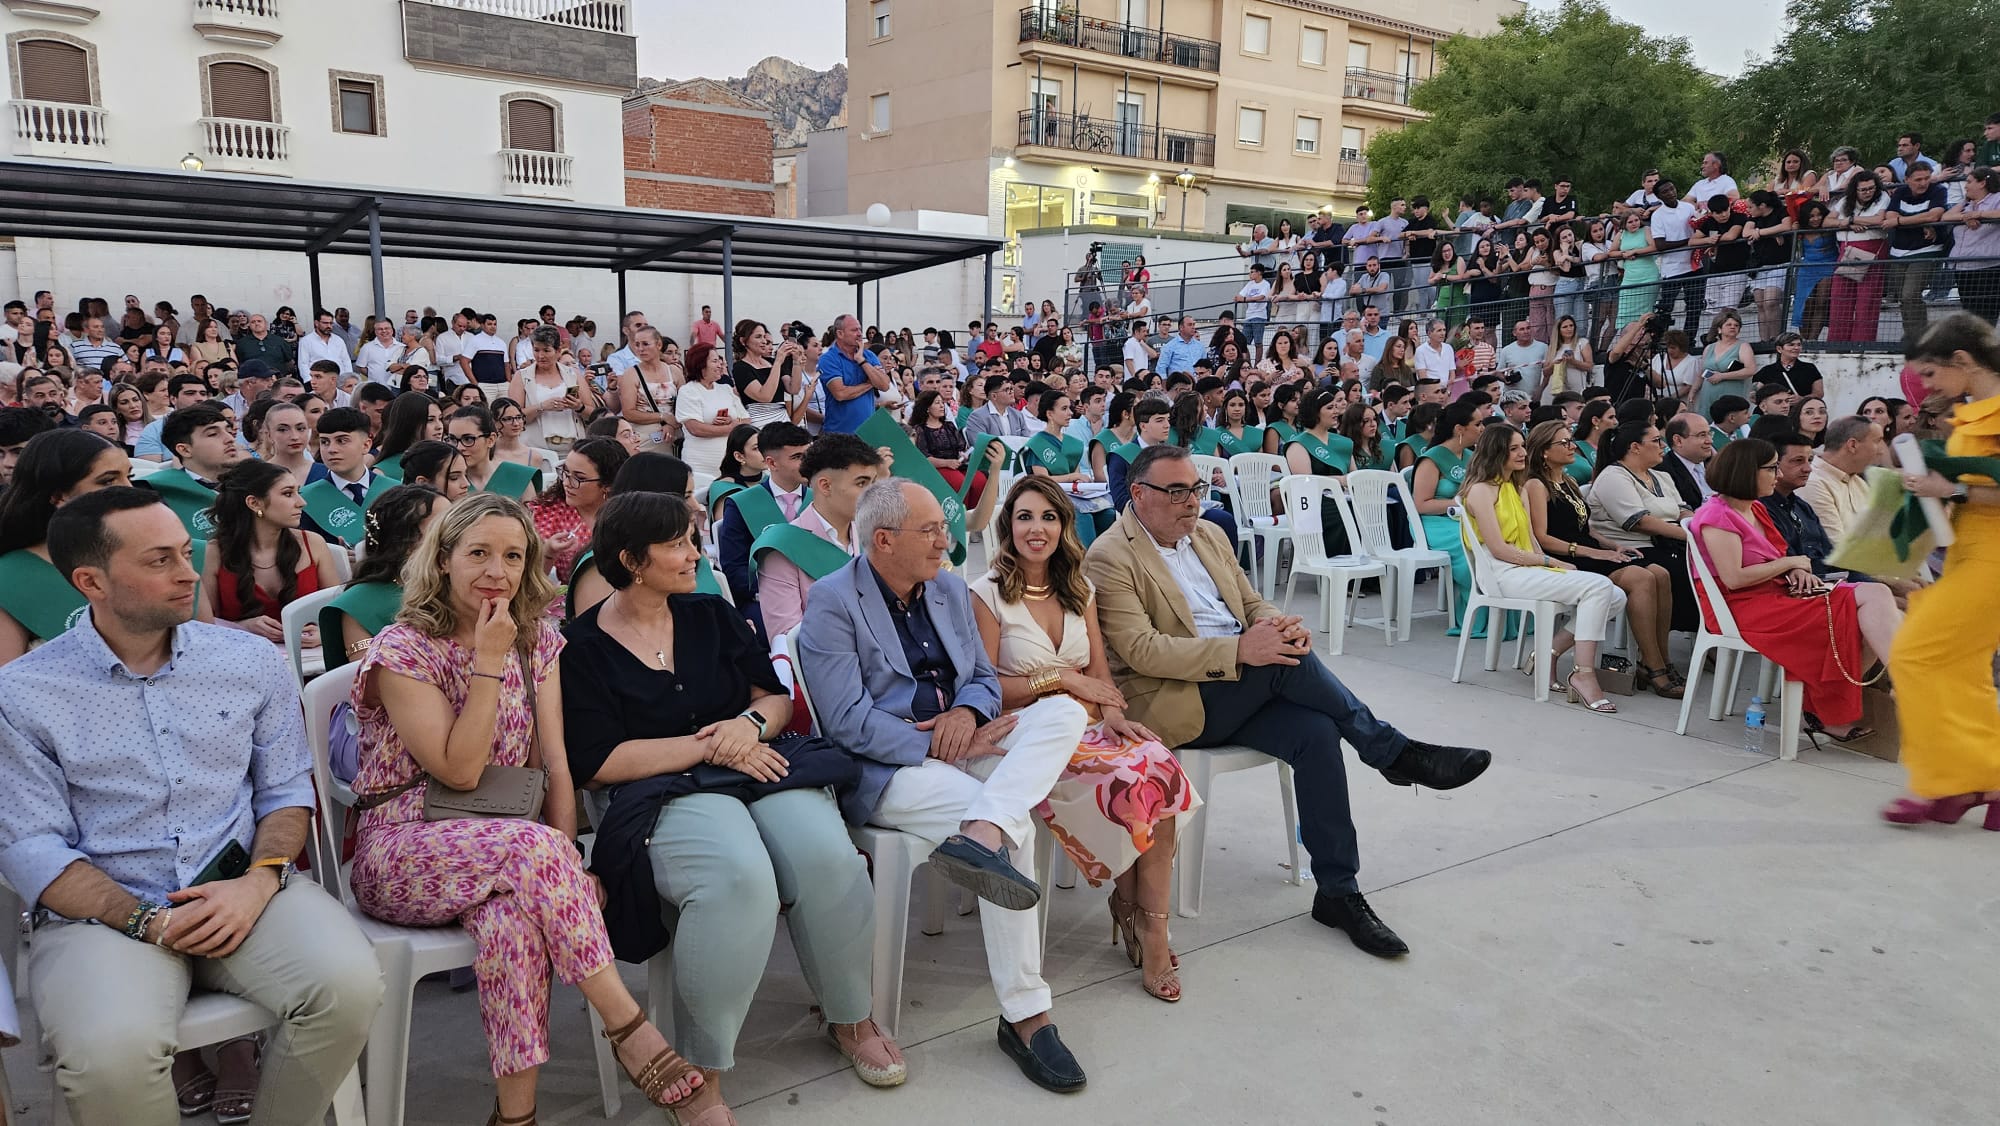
[1565, 669, 1618, 714]
[1109, 890, 1182, 1002]
[600, 1010, 722, 1121]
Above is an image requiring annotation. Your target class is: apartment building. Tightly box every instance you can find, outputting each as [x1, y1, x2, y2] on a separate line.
[846, 0, 1522, 243]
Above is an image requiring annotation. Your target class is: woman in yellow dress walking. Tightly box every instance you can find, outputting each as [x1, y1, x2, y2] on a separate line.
[1885, 313, 2000, 827]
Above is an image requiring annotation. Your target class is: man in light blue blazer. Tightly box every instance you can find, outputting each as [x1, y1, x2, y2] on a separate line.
[799, 480, 1091, 1094]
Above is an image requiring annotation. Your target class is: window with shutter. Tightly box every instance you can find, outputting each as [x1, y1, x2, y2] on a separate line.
[506, 99, 557, 152]
[17, 40, 92, 105]
[338, 81, 377, 135]
[208, 61, 274, 122]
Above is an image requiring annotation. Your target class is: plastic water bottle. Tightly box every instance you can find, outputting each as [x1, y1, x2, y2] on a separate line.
[1744, 696, 1767, 754]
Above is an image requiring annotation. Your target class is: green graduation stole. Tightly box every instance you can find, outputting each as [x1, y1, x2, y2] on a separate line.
[0, 550, 88, 642]
[373, 452, 404, 481]
[1018, 431, 1082, 475]
[142, 468, 220, 540]
[1267, 421, 1300, 449]
[1353, 441, 1395, 472]
[1110, 440, 1144, 470]
[1192, 427, 1224, 456]
[1287, 431, 1353, 474]
[480, 459, 543, 497]
[725, 483, 809, 542]
[1214, 425, 1264, 458]
[751, 522, 854, 582]
[1383, 417, 1408, 442]
[1861, 443, 2000, 570]
[856, 410, 1000, 567]
[301, 475, 395, 547]
[319, 581, 404, 670]
[1709, 424, 1734, 449]
[563, 551, 727, 620]
[695, 555, 724, 598]
[955, 405, 973, 429]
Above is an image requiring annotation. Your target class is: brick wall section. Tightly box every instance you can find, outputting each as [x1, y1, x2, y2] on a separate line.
[622, 92, 775, 217]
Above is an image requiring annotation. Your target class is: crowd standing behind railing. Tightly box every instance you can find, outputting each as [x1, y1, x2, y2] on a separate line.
[0, 119, 1998, 1123]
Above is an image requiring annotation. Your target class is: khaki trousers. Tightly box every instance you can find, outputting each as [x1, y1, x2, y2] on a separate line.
[29, 881, 382, 1126]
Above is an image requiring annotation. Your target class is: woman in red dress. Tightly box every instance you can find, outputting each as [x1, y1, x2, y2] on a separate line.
[1684, 439, 1903, 739]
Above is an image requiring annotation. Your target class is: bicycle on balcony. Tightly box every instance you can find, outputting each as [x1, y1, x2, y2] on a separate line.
[1070, 116, 1116, 154]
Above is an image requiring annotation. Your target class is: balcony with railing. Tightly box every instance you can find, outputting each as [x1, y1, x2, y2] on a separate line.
[191, 0, 282, 47]
[1017, 7, 1220, 74]
[500, 148, 574, 199]
[1337, 152, 1370, 187]
[1343, 67, 1418, 108]
[9, 99, 107, 160]
[199, 116, 290, 175]
[1017, 110, 1214, 167]
[419, 0, 628, 33]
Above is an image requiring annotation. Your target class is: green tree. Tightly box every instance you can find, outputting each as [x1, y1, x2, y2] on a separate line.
[1715, 0, 2000, 174]
[1365, 1, 1718, 217]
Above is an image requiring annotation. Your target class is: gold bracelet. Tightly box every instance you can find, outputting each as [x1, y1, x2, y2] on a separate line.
[1028, 670, 1062, 697]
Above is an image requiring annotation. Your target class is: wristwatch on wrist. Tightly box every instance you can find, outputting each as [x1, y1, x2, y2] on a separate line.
[738, 709, 770, 738]
[250, 856, 293, 892]
[1951, 482, 1971, 504]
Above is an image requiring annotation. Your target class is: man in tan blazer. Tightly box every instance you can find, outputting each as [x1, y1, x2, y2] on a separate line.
[1084, 445, 1490, 957]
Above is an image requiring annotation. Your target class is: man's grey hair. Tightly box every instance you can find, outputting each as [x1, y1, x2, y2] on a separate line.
[1824, 414, 1875, 452]
[833, 313, 859, 333]
[854, 478, 915, 551]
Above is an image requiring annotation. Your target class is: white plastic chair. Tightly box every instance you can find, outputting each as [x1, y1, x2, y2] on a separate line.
[302, 665, 624, 1124]
[1226, 452, 1295, 597]
[126, 457, 168, 480]
[1171, 746, 1301, 918]
[781, 629, 941, 1039]
[1346, 469, 1455, 639]
[281, 585, 343, 686]
[1678, 536, 1806, 759]
[324, 546, 353, 584]
[1450, 506, 1565, 702]
[1280, 476, 1390, 655]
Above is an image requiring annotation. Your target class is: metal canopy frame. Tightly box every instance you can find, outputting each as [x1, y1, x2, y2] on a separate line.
[0, 161, 1002, 348]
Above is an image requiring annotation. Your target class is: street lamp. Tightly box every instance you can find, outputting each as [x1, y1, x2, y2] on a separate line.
[1175, 168, 1199, 232]
[180, 153, 205, 173]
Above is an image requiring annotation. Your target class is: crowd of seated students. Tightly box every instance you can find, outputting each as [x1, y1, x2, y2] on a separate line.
[3, 266, 1995, 1122]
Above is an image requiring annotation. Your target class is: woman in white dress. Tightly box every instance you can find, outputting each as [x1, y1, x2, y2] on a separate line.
[969, 476, 1202, 1003]
[675, 343, 750, 492]
[616, 326, 682, 451]
[508, 326, 602, 452]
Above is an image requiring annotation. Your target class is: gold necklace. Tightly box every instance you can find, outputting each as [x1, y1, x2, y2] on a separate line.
[1024, 581, 1052, 601]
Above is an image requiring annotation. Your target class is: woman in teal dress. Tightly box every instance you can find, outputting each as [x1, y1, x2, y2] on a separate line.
[1693, 308, 1753, 419]
[1261, 383, 1304, 454]
[1167, 395, 1220, 457]
[1018, 389, 1114, 540]
[1212, 389, 1265, 458]
[1283, 388, 1354, 552]
[0, 430, 133, 665]
[1393, 402, 1444, 472]
[1341, 402, 1394, 472]
[1612, 210, 1659, 329]
[1568, 401, 1615, 485]
[1412, 399, 1492, 638]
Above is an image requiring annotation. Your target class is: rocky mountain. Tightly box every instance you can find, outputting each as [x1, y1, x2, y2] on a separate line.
[638, 56, 847, 148]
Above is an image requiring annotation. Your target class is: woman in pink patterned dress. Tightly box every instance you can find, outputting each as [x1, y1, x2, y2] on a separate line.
[969, 476, 1202, 1004]
[348, 493, 712, 1126]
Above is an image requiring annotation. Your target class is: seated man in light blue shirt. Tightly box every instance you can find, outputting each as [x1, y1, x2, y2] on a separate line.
[0, 488, 382, 1124]
[134, 374, 216, 462]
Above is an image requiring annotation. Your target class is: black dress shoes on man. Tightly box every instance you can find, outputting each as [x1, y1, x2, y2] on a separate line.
[930, 834, 1042, 911]
[1311, 892, 1409, 958]
[1381, 739, 1491, 790]
[997, 1019, 1087, 1093]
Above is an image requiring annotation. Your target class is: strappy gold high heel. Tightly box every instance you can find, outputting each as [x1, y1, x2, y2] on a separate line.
[1109, 890, 1182, 1002]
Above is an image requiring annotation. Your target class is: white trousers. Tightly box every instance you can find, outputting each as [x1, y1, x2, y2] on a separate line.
[868, 694, 1088, 1022]
[1487, 559, 1627, 642]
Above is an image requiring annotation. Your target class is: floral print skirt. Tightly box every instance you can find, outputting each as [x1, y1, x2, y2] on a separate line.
[1035, 723, 1203, 886]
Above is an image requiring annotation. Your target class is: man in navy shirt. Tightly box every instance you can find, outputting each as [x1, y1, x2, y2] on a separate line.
[816, 314, 891, 434]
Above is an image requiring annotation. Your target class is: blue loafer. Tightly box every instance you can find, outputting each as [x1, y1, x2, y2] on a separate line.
[928, 834, 1041, 911]
[996, 1019, 1086, 1093]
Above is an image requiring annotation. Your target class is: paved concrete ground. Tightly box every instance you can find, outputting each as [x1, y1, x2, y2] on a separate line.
[8, 583, 1991, 1125]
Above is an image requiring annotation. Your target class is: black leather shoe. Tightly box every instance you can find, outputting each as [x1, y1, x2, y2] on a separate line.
[1381, 740, 1491, 790]
[930, 834, 1042, 911]
[996, 1019, 1086, 1093]
[1311, 892, 1409, 958]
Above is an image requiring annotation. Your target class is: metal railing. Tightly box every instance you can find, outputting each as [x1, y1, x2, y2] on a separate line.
[501, 148, 574, 196]
[1343, 67, 1416, 107]
[1017, 109, 1215, 166]
[418, 0, 629, 34]
[199, 116, 290, 167]
[1017, 7, 1221, 72]
[1338, 156, 1371, 187]
[1060, 218, 1997, 357]
[10, 99, 107, 150]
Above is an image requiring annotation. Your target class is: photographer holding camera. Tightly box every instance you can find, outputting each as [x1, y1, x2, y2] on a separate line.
[1603, 312, 1670, 404]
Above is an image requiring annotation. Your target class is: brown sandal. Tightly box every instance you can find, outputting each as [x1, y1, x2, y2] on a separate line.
[601, 1010, 704, 1111]
[485, 1104, 536, 1126]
